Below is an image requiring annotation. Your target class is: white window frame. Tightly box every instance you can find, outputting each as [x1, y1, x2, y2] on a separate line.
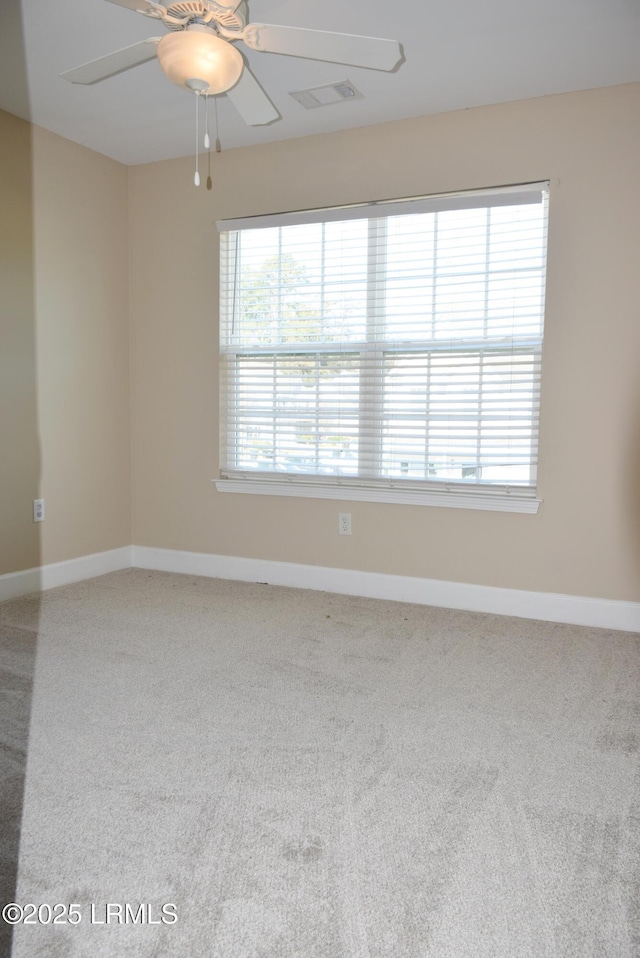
[215, 183, 548, 514]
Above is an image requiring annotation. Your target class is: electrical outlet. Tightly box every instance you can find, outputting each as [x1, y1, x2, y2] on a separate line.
[33, 498, 45, 523]
[338, 512, 351, 535]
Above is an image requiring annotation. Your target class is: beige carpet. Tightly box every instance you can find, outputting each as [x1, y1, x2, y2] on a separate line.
[0, 605, 36, 958]
[1, 569, 639, 957]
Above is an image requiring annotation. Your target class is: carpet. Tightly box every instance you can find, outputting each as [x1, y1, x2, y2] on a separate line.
[1, 569, 639, 956]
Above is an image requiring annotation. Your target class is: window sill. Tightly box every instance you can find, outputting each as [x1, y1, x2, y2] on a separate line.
[213, 479, 541, 514]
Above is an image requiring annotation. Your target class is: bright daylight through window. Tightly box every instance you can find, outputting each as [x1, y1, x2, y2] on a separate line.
[217, 182, 549, 512]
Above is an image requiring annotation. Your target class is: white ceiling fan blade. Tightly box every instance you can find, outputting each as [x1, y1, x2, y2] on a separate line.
[226, 66, 280, 125]
[104, 0, 164, 14]
[60, 39, 160, 85]
[242, 24, 403, 71]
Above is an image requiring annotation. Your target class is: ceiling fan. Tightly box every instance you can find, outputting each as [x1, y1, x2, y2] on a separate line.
[60, 0, 404, 128]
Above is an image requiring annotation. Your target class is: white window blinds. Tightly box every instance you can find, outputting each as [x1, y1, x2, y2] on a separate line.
[218, 183, 549, 502]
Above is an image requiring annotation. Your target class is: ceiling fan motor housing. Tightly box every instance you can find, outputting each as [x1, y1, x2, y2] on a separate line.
[162, 1, 246, 33]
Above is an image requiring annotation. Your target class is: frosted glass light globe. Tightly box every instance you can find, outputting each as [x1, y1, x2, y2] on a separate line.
[157, 31, 243, 94]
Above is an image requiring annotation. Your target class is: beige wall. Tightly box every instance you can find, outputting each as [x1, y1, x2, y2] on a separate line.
[0, 115, 131, 573]
[130, 83, 640, 602]
[0, 109, 39, 575]
[32, 127, 131, 566]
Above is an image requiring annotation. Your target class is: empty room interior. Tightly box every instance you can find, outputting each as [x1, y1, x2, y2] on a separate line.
[1, 0, 640, 955]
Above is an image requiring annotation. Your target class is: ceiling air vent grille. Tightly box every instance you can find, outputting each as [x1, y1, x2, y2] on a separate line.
[289, 80, 363, 110]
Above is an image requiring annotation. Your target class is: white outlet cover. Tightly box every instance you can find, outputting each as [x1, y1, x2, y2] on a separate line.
[338, 513, 351, 535]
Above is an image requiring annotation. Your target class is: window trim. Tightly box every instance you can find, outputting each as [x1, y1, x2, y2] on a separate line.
[216, 183, 546, 233]
[217, 181, 548, 514]
[213, 477, 541, 514]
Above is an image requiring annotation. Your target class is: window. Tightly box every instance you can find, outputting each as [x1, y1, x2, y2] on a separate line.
[217, 183, 548, 513]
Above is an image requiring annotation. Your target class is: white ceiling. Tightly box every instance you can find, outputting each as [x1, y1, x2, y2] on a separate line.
[1, 0, 640, 166]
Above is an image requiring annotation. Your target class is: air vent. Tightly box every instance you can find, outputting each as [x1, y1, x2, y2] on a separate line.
[289, 80, 363, 110]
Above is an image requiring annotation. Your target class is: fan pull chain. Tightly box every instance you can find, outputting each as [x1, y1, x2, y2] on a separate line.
[194, 92, 201, 187]
[204, 95, 210, 151]
[206, 98, 220, 191]
[214, 96, 221, 154]
[206, 96, 213, 191]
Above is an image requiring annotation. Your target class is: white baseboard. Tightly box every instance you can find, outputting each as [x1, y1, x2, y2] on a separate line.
[3, 544, 638, 632]
[131, 545, 640, 633]
[0, 547, 133, 603]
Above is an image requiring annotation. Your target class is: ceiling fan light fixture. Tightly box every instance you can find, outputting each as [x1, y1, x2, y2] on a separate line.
[157, 30, 243, 95]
